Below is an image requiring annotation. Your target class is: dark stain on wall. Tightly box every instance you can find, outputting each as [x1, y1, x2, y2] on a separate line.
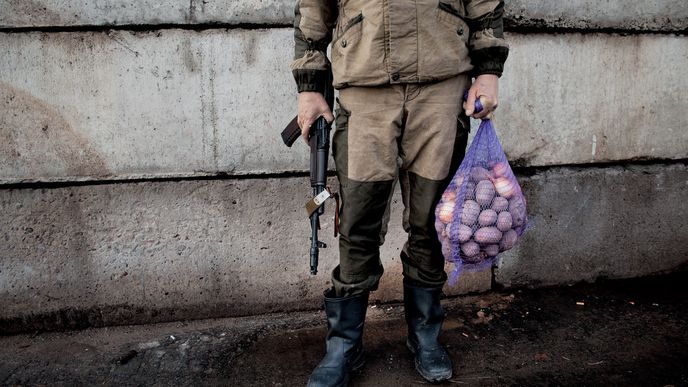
[0, 82, 109, 181]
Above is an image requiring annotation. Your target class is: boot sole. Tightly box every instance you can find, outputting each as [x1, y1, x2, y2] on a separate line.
[406, 339, 453, 383]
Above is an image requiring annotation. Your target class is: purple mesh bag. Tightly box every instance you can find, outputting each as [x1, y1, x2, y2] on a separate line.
[435, 97, 528, 284]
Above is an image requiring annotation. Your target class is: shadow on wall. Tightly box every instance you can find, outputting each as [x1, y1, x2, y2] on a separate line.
[0, 82, 109, 181]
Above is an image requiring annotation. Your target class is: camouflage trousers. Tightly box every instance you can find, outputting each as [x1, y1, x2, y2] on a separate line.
[331, 75, 471, 296]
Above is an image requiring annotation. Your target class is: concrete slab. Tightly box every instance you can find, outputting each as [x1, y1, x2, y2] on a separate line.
[2, 0, 687, 31]
[0, 29, 303, 183]
[0, 176, 489, 331]
[0, 0, 289, 28]
[506, 0, 688, 31]
[489, 33, 688, 168]
[0, 29, 213, 182]
[2, 30, 687, 183]
[495, 163, 688, 288]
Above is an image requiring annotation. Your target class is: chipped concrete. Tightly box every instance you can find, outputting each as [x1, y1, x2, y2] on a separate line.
[1, 30, 687, 183]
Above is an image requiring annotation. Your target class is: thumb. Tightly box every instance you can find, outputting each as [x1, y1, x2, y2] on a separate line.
[465, 89, 477, 116]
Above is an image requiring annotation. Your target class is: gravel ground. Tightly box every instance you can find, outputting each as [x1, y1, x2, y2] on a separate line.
[1, 272, 687, 386]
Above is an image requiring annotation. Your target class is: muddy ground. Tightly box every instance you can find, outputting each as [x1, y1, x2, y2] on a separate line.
[1, 272, 687, 386]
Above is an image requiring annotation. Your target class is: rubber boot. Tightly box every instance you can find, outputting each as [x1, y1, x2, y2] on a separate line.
[307, 289, 369, 387]
[404, 279, 453, 383]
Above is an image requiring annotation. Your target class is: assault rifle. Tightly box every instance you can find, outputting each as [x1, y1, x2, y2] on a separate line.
[281, 76, 336, 275]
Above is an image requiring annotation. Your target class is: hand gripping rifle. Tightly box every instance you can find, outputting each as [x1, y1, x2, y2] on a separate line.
[281, 74, 337, 275]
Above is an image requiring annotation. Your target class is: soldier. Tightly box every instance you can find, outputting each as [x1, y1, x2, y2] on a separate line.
[291, 1, 508, 385]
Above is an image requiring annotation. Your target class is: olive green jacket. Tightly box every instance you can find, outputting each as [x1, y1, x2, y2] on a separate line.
[291, 0, 509, 92]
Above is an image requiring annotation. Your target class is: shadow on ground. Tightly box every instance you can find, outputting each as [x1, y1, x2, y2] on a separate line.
[2, 273, 687, 386]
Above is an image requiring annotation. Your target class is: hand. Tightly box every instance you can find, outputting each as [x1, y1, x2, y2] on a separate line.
[464, 74, 500, 119]
[297, 92, 335, 143]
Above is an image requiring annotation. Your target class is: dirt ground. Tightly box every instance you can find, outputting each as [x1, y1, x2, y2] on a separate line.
[1, 272, 687, 386]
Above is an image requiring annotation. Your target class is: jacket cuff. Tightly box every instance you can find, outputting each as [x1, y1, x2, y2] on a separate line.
[470, 46, 509, 78]
[293, 69, 330, 93]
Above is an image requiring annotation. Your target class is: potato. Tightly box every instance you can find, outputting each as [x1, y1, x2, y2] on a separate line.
[443, 222, 453, 241]
[474, 227, 503, 244]
[458, 224, 473, 243]
[438, 201, 455, 224]
[500, 229, 518, 251]
[475, 180, 495, 206]
[494, 177, 516, 199]
[441, 189, 457, 203]
[440, 222, 449, 238]
[460, 200, 480, 226]
[496, 211, 513, 232]
[460, 240, 480, 257]
[483, 244, 500, 257]
[452, 175, 465, 188]
[463, 181, 476, 200]
[470, 166, 492, 182]
[491, 162, 510, 178]
[491, 196, 509, 213]
[478, 209, 498, 227]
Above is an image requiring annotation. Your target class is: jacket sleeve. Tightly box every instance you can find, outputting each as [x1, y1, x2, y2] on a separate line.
[463, 0, 509, 77]
[291, 0, 338, 93]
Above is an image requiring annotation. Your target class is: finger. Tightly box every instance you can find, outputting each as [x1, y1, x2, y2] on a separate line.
[323, 111, 335, 124]
[301, 118, 313, 137]
[301, 125, 311, 144]
[473, 106, 491, 119]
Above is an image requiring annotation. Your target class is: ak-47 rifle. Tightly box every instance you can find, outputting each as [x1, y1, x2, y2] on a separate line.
[281, 74, 336, 275]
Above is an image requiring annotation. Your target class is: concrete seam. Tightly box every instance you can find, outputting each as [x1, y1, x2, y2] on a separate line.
[0, 158, 686, 190]
[0, 23, 293, 34]
[0, 23, 686, 35]
[504, 24, 688, 36]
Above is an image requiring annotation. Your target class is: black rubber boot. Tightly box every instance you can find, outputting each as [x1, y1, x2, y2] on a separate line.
[307, 289, 369, 387]
[404, 279, 453, 383]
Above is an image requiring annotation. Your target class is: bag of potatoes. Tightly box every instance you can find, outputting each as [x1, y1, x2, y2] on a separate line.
[435, 97, 527, 283]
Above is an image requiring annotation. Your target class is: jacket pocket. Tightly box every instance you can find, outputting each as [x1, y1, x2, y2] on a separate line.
[437, 2, 469, 40]
[333, 12, 364, 50]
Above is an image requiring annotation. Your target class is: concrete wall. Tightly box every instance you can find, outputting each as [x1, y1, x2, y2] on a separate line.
[0, 177, 489, 333]
[2, 30, 687, 183]
[1, 0, 687, 332]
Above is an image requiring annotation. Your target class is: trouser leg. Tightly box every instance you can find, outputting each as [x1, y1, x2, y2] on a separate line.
[331, 86, 404, 297]
[399, 75, 471, 287]
[331, 75, 470, 294]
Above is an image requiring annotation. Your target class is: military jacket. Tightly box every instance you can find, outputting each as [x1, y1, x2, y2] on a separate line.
[291, 0, 509, 91]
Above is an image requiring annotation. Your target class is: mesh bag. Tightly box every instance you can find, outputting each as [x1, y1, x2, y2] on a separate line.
[435, 100, 527, 284]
